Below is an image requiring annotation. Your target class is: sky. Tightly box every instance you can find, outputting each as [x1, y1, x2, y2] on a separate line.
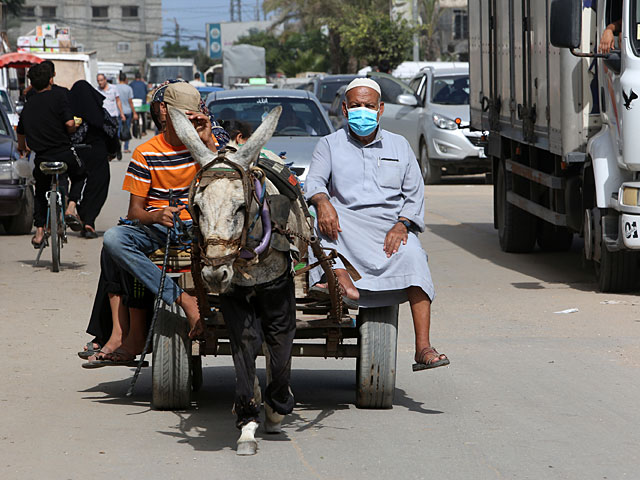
[161, 0, 267, 50]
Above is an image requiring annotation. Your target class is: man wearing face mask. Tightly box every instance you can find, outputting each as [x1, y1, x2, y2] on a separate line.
[305, 78, 449, 372]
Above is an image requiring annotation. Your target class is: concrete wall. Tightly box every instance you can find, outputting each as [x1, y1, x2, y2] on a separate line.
[10, 0, 161, 67]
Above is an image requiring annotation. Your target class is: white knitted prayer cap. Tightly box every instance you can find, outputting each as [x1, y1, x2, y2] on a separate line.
[345, 77, 381, 96]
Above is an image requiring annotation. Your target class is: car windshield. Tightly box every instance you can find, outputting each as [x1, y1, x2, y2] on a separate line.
[318, 80, 350, 103]
[209, 97, 331, 137]
[0, 91, 14, 114]
[431, 75, 470, 105]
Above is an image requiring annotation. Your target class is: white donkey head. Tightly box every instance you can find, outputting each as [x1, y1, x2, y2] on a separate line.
[168, 105, 282, 293]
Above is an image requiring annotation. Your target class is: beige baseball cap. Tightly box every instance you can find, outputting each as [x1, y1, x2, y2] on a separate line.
[163, 82, 201, 113]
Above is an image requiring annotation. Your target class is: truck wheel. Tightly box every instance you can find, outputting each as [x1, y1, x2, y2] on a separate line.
[420, 141, 441, 185]
[496, 160, 536, 252]
[356, 305, 399, 409]
[3, 186, 34, 235]
[152, 303, 192, 410]
[596, 243, 639, 293]
[536, 220, 573, 251]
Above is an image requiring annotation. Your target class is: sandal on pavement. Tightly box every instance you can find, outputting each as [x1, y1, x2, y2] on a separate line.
[412, 347, 450, 372]
[64, 214, 83, 232]
[82, 349, 148, 369]
[82, 225, 98, 239]
[78, 341, 102, 359]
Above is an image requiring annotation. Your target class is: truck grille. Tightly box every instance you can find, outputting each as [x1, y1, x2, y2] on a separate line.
[466, 135, 487, 147]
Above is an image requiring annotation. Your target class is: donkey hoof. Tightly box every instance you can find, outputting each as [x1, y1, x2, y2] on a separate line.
[237, 440, 258, 456]
[264, 420, 282, 434]
[264, 403, 284, 434]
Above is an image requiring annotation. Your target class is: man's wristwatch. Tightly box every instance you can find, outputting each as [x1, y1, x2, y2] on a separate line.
[398, 219, 412, 230]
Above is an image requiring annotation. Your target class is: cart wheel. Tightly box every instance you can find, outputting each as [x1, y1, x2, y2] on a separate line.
[152, 303, 192, 410]
[356, 305, 399, 409]
[191, 355, 203, 392]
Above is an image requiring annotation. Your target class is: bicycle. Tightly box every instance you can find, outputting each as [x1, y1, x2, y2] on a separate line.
[34, 160, 68, 272]
[34, 145, 88, 272]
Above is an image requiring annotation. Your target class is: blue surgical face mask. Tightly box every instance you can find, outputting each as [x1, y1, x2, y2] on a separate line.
[347, 107, 379, 136]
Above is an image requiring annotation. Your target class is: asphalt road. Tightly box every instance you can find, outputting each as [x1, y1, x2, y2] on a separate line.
[1, 137, 639, 479]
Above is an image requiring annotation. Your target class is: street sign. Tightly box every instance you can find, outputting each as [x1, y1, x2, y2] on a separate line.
[206, 23, 222, 59]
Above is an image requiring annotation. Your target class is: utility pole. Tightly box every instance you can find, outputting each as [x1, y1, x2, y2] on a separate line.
[255, 0, 259, 21]
[230, 0, 242, 22]
[173, 18, 180, 44]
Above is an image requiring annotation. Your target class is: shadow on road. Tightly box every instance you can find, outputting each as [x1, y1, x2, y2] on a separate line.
[19, 258, 88, 270]
[79, 365, 442, 452]
[426, 222, 610, 292]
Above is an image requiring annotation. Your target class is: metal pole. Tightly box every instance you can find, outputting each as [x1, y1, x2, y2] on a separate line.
[412, 0, 420, 61]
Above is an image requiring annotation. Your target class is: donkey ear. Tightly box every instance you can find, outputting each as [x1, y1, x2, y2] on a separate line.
[228, 106, 282, 170]
[167, 106, 216, 167]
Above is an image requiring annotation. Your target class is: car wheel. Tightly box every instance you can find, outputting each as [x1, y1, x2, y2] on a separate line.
[420, 141, 441, 185]
[3, 185, 34, 235]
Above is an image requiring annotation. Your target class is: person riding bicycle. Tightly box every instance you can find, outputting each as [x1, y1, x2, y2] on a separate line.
[17, 62, 86, 248]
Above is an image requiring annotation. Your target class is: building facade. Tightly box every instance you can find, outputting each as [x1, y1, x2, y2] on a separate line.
[10, 0, 161, 66]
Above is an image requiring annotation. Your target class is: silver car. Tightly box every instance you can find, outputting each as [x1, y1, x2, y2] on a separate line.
[206, 89, 334, 185]
[381, 64, 488, 184]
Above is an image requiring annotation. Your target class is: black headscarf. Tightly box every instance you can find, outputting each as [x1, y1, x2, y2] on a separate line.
[70, 80, 105, 129]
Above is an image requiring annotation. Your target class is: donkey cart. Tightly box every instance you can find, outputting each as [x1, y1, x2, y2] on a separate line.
[148, 246, 400, 412]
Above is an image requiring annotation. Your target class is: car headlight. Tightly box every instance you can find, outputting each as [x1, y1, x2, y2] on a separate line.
[0, 160, 15, 181]
[432, 114, 458, 130]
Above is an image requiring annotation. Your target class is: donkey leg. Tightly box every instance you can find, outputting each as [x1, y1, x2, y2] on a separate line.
[262, 343, 285, 433]
[237, 421, 259, 456]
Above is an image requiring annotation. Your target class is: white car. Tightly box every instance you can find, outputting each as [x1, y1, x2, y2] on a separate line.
[374, 66, 488, 184]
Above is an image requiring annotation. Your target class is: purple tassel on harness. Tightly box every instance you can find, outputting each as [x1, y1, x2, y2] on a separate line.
[240, 177, 271, 259]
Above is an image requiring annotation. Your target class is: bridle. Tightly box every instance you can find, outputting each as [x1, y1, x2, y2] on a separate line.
[187, 152, 272, 268]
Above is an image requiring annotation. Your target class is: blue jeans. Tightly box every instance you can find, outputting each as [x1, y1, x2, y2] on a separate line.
[119, 114, 132, 150]
[103, 222, 188, 305]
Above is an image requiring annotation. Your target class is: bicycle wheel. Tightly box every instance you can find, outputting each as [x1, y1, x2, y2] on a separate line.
[49, 190, 61, 272]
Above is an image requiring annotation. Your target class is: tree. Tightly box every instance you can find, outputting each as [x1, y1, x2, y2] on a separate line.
[161, 41, 194, 59]
[236, 29, 330, 77]
[5, 0, 24, 17]
[419, 0, 443, 60]
[336, 10, 414, 70]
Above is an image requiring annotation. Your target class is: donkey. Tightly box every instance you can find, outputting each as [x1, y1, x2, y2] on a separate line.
[168, 105, 311, 455]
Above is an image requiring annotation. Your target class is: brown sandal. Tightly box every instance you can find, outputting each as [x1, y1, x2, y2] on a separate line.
[413, 346, 450, 372]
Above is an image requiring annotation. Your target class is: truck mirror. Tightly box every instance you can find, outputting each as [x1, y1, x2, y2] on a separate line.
[604, 51, 622, 74]
[549, 0, 581, 49]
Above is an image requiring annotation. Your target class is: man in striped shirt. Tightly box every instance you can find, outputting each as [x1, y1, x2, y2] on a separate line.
[99, 83, 215, 361]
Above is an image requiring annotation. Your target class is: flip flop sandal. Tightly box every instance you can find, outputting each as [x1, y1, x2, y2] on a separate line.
[64, 214, 83, 232]
[78, 341, 102, 359]
[309, 285, 359, 310]
[82, 351, 149, 369]
[412, 347, 450, 372]
[31, 235, 45, 249]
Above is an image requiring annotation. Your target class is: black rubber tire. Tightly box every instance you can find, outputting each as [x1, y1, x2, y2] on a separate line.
[536, 220, 574, 252]
[355, 304, 399, 409]
[596, 240, 639, 293]
[3, 185, 34, 235]
[152, 303, 192, 410]
[496, 160, 536, 253]
[420, 141, 441, 185]
[49, 191, 60, 273]
[191, 355, 203, 392]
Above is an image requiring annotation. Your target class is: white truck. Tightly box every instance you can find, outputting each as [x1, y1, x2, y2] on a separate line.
[35, 52, 98, 88]
[145, 58, 196, 87]
[469, 0, 640, 292]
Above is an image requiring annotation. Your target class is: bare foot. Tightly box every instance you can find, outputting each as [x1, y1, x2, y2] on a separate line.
[177, 293, 206, 339]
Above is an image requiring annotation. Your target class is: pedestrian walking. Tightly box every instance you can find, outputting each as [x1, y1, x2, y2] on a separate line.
[129, 72, 148, 136]
[97, 73, 125, 160]
[69, 80, 118, 238]
[115, 72, 138, 153]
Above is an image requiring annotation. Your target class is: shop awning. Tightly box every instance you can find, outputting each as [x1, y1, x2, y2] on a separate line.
[0, 52, 43, 68]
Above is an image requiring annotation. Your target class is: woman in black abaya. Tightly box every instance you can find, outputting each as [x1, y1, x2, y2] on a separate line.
[69, 80, 118, 238]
